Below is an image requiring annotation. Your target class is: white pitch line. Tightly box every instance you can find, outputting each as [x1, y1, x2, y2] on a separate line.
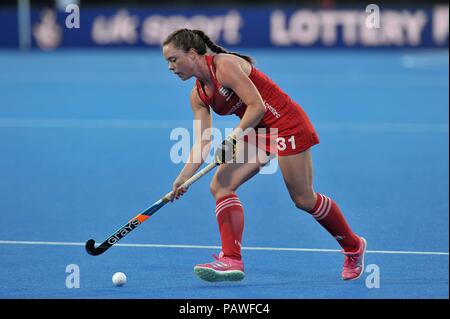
[0, 118, 448, 133]
[0, 240, 448, 256]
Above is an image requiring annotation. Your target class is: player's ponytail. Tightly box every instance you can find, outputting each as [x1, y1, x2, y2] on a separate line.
[163, 29, 255, 65]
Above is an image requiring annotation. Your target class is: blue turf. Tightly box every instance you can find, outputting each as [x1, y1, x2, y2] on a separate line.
[0, 48, 448, 298]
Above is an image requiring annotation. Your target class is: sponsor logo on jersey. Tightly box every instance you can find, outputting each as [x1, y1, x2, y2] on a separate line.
[264, 101, 281, 118]
[219, 86, 231, 97]
[218, 85, 235, 101]
[227, 99, 243, 114]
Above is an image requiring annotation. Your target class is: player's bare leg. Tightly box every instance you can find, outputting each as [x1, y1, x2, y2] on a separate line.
[194, 141, 274, 282]
[278, 148, 367, 280]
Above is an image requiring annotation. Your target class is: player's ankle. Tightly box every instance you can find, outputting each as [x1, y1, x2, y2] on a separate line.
[342, 236, 361, 253]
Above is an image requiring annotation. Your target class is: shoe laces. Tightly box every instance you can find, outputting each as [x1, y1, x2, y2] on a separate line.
[343, 253, 360, 268]
[212, 251, 225, 260]
[210, 252, 229, 267]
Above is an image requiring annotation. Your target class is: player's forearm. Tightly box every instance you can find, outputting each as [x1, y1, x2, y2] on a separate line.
[233, 103, 266, 138]
[179, 140, 212, 178]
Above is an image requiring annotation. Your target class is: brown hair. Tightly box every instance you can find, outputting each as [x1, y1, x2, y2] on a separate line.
[163, 28, 254, 65]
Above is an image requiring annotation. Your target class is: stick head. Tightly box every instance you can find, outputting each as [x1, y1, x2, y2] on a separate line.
[85, 239, 98, 255]
[85, 238, 111, 256]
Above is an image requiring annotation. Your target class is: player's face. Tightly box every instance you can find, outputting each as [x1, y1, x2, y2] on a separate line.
[163, 44, 195, 81]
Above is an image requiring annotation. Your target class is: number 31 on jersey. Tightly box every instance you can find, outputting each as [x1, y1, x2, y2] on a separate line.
[276, 135, 296, 151]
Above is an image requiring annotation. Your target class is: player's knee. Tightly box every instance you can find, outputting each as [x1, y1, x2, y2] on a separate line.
[292, 193, 316, 212]
[210, 178, 235, 199]
[209, 180, 219, 197]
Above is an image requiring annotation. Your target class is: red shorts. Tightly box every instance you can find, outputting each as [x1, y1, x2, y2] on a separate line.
[243, 100, 320, 156]
[237, 98, 320, 156]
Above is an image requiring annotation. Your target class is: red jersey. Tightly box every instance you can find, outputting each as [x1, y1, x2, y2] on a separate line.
[195, 54, 320, 155]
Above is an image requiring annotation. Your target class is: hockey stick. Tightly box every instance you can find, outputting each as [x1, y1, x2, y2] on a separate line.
[85, 161, 219, 256]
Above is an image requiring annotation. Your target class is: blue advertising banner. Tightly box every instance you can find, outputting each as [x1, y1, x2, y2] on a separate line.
[0, 5, 448, 49]
[0, 10, 20, 47]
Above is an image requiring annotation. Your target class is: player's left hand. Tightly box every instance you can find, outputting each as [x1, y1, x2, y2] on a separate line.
[215, 134, 237, 164]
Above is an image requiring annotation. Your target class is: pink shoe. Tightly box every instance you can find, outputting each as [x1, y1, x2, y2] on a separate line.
[342, 237, 367, 281]
[194, 252, 245, 282]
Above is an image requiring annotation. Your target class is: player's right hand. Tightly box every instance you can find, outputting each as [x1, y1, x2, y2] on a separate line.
[170, 175, 188, 201]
